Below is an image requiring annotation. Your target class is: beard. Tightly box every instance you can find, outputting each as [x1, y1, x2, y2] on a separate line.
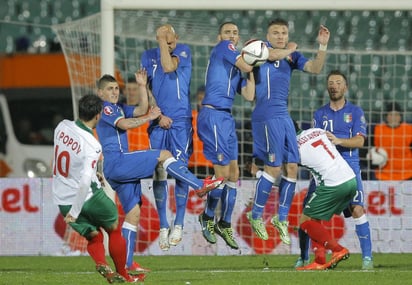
[328, 91, 344, 102]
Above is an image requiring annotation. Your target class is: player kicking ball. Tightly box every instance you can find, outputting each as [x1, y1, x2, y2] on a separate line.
[294, 123, 353, 270]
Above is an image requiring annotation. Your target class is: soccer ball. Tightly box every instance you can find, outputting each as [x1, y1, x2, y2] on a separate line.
[241, 39, 269, 67]
[367, 147, 388, 168]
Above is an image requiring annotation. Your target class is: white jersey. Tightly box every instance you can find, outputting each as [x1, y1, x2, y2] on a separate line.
[297, 128, 355, 186]
[52, 119, 102, 207]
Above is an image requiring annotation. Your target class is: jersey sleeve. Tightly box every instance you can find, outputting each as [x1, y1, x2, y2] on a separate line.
[353, 106, 368, 137]
[292, 51, 309, 71]
[101, 102, 125, 127]
[140, 50, 150, 71]
[220, 40, 241, 66]
[68, 140, 99, 219]
[173, 44, 192, 68]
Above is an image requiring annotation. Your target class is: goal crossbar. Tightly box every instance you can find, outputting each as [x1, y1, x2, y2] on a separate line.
[100, 0, 412, 74]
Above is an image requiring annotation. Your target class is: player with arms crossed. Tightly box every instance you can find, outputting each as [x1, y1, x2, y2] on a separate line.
[298, 70, 373, 270]
[247, 18, 330, 245]
[295, 124, 354, 270]
[197, 21, 256, 250]
[52, 94, 142, 283]
[96, 73, 223, 270]
[140, 24, 193, 251]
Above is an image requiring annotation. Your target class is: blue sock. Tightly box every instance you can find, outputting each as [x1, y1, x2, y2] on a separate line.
[122, 222, 137, 268]
[153, 180, 169, 229]
[204, 186, 222, 218]
[251, 173, 275, 219]
[278, 176, 296, 221]
[174, 180, 189, 226]
[298, 228, 310, 260]
[164, 157, 203, 189]
[354, 215, 373, 259]
[221, 182, 237, 224]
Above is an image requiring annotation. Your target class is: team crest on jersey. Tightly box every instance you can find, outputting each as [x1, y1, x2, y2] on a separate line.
[180, 51, 188, 58]
[227, 43, 236, 52]
[343, 113, 352, 123]
[268, 153, 275, 163]
[217, 153, 224, 162]
[103, 105, 114, 116]
[285, 55, 293, 63]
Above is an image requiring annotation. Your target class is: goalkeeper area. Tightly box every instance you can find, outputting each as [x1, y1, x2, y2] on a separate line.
[51, 6, 412, 180]
[1, 254, 411, 284]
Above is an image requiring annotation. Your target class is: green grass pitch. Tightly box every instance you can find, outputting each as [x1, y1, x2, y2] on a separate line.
[0, 254, 411, 285]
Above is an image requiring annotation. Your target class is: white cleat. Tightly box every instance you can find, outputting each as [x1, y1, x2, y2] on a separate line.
[169, 225, 183, 246]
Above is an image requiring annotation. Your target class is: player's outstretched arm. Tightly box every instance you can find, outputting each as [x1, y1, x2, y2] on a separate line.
[303, 25, 330, 74]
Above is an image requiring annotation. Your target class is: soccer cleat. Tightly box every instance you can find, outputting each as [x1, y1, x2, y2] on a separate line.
[122, 273, 146, 283]
[362, 256, 374, 270]
[195, 176, 224, 197]
[294, 257, 310, 268]
[109, 273, 128, 283]
[296, 261, 329, 271]
[246, 211, 268, 240]
[271, 215, 291, 245]
[159, 228, 170, 251]
[198, 214, 217, 244]
[169, 225, 183, 246]
[127, 261, 151, 274]
[214, 222, 239, 250]
[96, 264, 115, 283]
[327, 247, 350, 269]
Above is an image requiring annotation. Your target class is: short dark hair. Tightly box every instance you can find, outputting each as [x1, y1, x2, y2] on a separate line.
[78, 94, 103, 121]
[268, 18, 289, 29]
[327, 70, 348, 85]
[97, 74, 117, 89]
[385, 101, 403, 113]
[218, 21, 237, 34]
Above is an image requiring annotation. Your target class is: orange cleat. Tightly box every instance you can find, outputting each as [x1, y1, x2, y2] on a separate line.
[195, 177, 224, 197]
[296, 261, 329, 271]
[127, 261, 151, 274]
[327, 247, 350, 269]
[123, 273, 146, 283]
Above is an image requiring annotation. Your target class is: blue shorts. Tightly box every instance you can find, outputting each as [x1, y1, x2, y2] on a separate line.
[149, 119, 193, 164]
[109, 181, 142, 214]
[197, 107, 238, 166]
[103, 149, 162, 183]
[252, 117, 299, 167]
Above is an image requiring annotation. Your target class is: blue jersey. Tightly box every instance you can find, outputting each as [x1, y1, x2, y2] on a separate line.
[202, 40, 246, 110]
[96, 101, 135, 154]
[313, 100, 367, 170]
[141, 43, 192, 121]
[96, 100, 163, 184]
[252, 43, 308, 121]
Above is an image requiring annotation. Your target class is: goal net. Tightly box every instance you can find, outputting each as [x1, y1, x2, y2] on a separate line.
[52, 8, 412, 255]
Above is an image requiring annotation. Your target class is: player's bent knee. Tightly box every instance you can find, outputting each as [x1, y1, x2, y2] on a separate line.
[158, 150, 173, 162]
[86, 230, 101, 240]
[351, 205, 365, 218]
